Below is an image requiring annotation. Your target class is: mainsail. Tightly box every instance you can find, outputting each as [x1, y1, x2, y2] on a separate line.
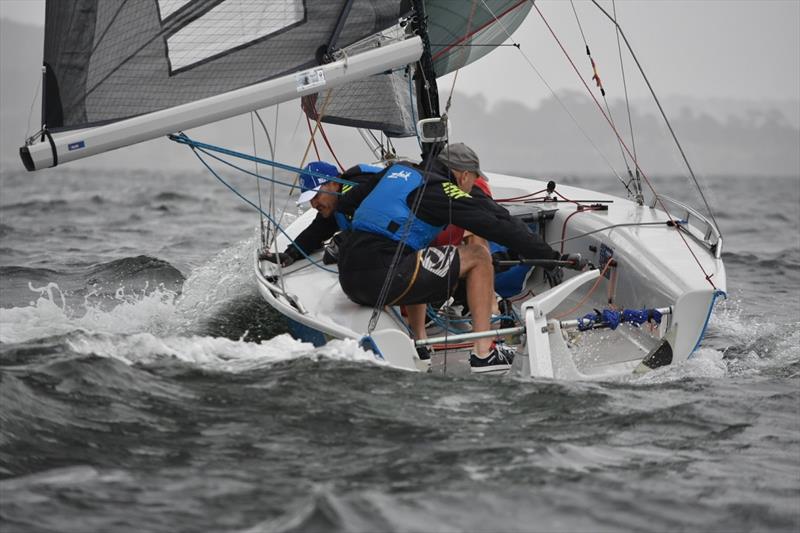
[22, 0, 422, 170]
[22, 0, 530, 170]
[41, 0, 409, 131]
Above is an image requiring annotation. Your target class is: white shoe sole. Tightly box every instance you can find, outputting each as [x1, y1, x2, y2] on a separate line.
[470, 364, 512, 374]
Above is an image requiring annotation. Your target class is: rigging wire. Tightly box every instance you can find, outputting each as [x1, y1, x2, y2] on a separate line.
[611, 0, 641, 198]
[442, 0, 478, 117]
[569, 0, 637, 201]
[253, 110, 280, 247]
[407, 66, 422, 148]
[478, 0, 629, 190]
[184, 143, 338, 274]
[170, 134, 356, 188]
[530, 1, 718, 289]
[589, 0, 722, 238]
[24, 74, 43, 141]
[250, 112, 267, 249]
[366, 154, 439, 335]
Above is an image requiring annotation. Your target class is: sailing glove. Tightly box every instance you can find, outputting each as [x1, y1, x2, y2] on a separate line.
[561, 253, 588, 271]
[259, 250, 297, 267]
[543, 266, 563, 287]
[323, 232, 345, 265]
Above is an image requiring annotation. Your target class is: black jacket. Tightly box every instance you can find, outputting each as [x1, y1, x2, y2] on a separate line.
[288, 160, 558, 269]
[286, 167, 377, 258]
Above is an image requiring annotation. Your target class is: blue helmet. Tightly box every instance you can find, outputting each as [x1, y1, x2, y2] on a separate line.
[297, 161, 339, 204]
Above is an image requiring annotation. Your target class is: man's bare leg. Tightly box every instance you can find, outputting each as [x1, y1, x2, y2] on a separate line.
[457, 243, 495, 356]
[406, 304, 427, 342]
[464, 235, 500, 315]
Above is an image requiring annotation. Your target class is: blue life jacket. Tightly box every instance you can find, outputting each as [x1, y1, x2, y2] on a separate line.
[351, 163, 443, 250]
[333, 164, 383, 231]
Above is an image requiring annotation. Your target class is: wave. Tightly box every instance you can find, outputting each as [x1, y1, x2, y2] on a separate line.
[722, 247, 800, 270]
[0, 240, 290, 343]
[0, 255, 185, 316]
[152, 191, 196, 201]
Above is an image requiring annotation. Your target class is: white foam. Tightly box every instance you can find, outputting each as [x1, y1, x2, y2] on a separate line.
[170, 237, 256, 335]
[0, 238, 258, 344]
[0, 285, 178, 344]
[62, 332, 379, 373]
[632, 347, 728, 384]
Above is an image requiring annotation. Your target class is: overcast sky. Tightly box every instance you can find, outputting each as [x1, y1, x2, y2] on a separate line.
[1, 0, 798, 108]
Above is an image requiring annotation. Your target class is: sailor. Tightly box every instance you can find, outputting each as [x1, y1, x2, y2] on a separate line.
[259, 160, 381, 266]
[334, 143, 581, 373]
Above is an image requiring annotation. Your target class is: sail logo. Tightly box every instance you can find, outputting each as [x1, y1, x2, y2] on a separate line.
[158, 0, 305, 73]
[387, 170, 412, 181]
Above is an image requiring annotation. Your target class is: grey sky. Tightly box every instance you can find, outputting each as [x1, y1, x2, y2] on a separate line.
[442, 0, 800, 106]
[2, 0, 798, 106]
[0, 0, 797, 177]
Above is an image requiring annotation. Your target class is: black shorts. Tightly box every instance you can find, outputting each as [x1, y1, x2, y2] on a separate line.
[339, 245, 461, 306]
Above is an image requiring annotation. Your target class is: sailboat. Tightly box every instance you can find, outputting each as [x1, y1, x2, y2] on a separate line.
[19, 0, 726, 379]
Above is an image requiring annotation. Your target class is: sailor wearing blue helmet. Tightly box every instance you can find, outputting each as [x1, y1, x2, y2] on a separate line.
[260, 161, 382, 265]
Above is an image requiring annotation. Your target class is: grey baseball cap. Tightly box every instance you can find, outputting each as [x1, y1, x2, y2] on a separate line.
[437, 142, 484, 177]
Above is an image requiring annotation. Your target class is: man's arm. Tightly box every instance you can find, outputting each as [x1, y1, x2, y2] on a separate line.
[415, 182, 560, 260]
[287, 213, 339, 258]
[286, 167, 384, 257]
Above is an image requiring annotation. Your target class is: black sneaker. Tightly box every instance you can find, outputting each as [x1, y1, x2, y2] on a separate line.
[469, 344, 516, 374]
[415, 346, 432, 372]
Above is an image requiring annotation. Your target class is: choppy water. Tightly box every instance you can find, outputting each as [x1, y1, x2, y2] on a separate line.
[1, 166, 798, 532]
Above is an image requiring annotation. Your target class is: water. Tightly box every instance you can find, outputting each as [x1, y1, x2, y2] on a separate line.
[1, 166, 798, 532]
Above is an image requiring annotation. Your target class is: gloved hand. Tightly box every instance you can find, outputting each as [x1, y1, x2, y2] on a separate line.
[259, 250, 296, 267]
[543, 266, 563, 287]
[491, 250, 515, 273]
[322, 232, 345, 265]
[561, 253, 588, 271]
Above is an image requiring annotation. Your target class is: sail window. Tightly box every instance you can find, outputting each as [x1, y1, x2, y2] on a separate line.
[164, 0, 305, 73]
[157, 0, 193, 20]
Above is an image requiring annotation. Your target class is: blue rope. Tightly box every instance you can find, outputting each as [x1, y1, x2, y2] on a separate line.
[426, 305, 465, 334]
[170, 133, 358, 187]
[193, 144, 334, 194]
[577, 307, 663, 331]
[388, 306, 413, 336]
[186, 145, 339, 274]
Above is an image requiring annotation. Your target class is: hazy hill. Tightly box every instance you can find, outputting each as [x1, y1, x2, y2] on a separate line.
[1, 18, 798, 178]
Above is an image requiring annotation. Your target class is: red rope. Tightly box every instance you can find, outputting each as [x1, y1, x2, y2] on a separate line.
[552, 259, 614, 320]
[532, 3, 717, 290]
[304, 115, 321, 160]
[431, 342, 474, 351]
[317, 121, 346, 172]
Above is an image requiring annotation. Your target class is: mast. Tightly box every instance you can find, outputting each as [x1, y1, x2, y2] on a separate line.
[410, 0, 443, 159]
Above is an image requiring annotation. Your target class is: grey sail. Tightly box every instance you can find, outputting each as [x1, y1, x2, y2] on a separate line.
[301, 0, 531, 137]
[41, 0, 410, 132]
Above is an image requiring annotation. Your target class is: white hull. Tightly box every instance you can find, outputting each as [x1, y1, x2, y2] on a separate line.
[256, 172, 726, 380]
